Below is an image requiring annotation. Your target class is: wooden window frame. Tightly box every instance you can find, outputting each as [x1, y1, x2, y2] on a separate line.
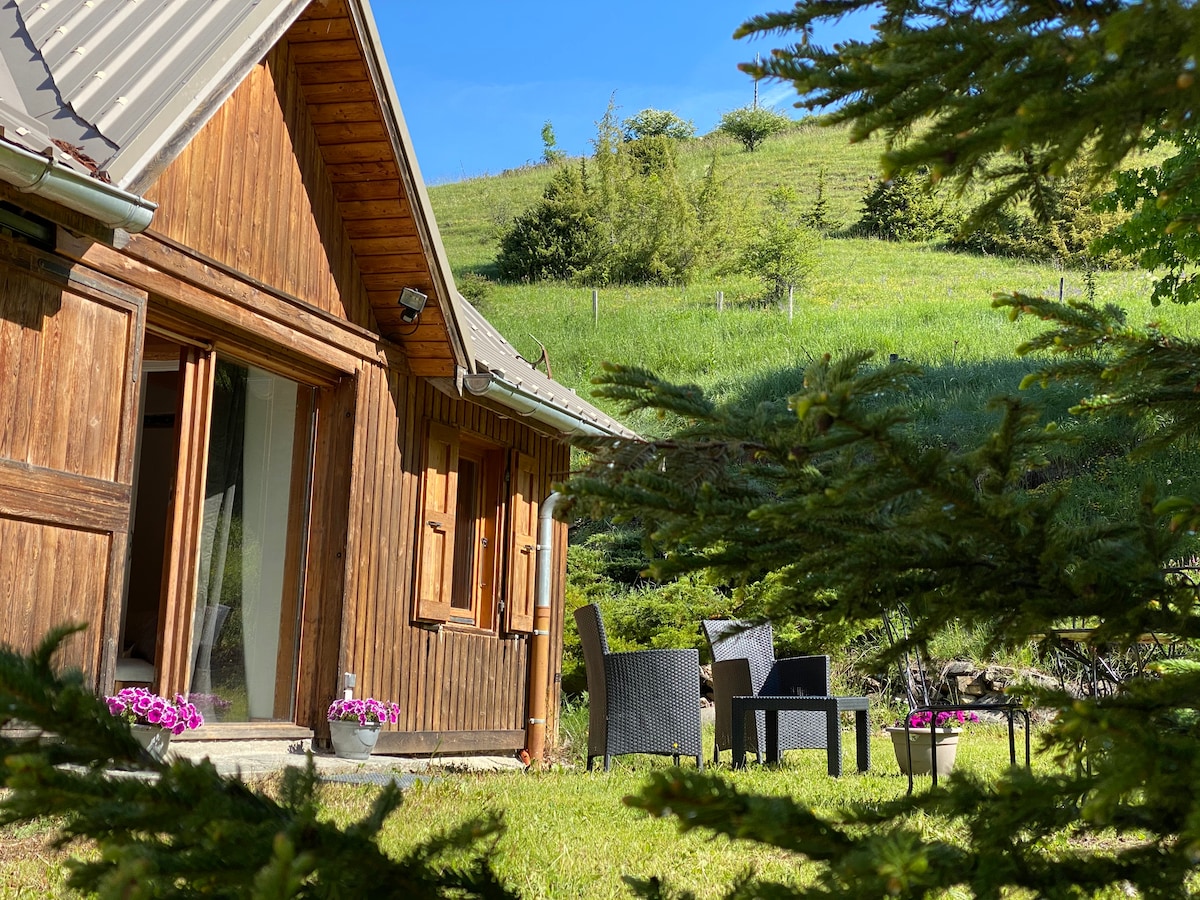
[414, 423, 538, 634]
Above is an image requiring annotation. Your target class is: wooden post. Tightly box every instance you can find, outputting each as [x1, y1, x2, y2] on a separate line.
[592, 289, 599, 326]
[717, 290, 724, 312]
[788, 284, 794, 322]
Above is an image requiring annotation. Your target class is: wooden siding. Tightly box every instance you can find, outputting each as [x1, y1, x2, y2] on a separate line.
[0, 240, 144, 680]
[144, 7, 463, 378]
[145, 44, 373, 331]
[289, 1, 459, 376]
[339, 372, 570, 753]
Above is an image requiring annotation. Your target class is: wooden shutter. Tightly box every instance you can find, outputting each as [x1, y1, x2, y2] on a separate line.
[505, 451, 539, 633]
[414, 423, 458, 623]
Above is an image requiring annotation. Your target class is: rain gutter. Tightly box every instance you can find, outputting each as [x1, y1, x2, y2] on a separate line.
[462, 372, 622, 439]
[0, 141, 155, 233]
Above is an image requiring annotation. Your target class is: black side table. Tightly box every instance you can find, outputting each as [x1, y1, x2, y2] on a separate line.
[731, 695, 870, 776]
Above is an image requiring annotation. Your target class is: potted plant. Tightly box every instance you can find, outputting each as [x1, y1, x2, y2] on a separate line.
[105, 687, 205, 760]
[887, 709, 980, 777]
[326, 697, 400, 760]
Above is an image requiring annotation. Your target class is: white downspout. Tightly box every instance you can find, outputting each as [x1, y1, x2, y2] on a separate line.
[524, 490, 563, 763]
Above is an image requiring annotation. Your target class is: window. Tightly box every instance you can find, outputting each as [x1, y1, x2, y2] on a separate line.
[415, 422, 538, 632]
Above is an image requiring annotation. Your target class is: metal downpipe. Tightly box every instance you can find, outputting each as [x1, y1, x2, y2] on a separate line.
[524, 490, 563, 763]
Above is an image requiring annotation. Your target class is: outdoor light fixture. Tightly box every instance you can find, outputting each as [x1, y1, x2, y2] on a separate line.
[397, 287, 427, 323]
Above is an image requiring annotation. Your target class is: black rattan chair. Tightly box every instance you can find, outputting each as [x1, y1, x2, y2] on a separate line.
[702, 619, 830, 765]
[574, 604, 703, 772]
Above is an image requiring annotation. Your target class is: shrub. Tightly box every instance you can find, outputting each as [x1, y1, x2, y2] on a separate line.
[853, 171, 952, 241]
[456, 271, 494, 303]
[495, 163, 605, 283]
[801, 167, 836, 232]
[737, 186, 818, 306]
[540, 119, 566, 164]
[622, 108, 695, 141]
[950, 162, 1128, 268]
[718, 105, 792, 152]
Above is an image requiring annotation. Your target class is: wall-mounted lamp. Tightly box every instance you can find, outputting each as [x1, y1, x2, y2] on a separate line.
[398, 287, 428, 324]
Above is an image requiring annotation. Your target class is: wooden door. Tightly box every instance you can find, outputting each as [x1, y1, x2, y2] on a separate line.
[0, 242, 145, 684]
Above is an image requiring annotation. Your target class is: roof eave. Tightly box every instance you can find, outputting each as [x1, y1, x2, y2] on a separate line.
[345, 0, 476, 373]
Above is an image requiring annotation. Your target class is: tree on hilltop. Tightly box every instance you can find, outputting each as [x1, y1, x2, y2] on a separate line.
[717, 105, 791, 152]
[562, 1, 1200, 897]
[622, 108, 695, 142]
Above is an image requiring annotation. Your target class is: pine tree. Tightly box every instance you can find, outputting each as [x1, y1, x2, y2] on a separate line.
[0, 626, 517, 899]
[563, 1, 1200, 896]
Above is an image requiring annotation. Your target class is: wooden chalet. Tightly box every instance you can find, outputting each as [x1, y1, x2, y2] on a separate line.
[0, 0, 633, 758]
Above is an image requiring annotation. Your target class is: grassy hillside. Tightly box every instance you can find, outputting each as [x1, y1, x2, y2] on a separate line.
[430, 121, 885, 274]
[427, 121, 1200, 542]
[428, 124, 1192, 418]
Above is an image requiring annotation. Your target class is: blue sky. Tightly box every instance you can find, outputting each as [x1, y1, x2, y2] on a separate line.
[375, 3, 872, 186]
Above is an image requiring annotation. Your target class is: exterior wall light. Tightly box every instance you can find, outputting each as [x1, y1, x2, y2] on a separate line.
[398, 287, 427, 323]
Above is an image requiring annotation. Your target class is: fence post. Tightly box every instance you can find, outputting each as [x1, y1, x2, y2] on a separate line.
[592, 289, 599, 326]
[788, 284, 794, 322]
[717, 290, 724, 313]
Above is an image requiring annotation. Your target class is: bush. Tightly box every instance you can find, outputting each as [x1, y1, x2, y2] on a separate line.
[853, 171, 952, 241]
[718, 106, 792, 152]
[949, 163, 1129, 268]
[737, 186, 818, 305]
[495, 163, 605, 283]
[456, 271, 494, 303]
[622, 108, 695, 141]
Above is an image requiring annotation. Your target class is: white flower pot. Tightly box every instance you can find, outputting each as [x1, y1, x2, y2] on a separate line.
[887, 726, 961, 777]
[131, 723, 172, 761]
[328, 720, 382, 760]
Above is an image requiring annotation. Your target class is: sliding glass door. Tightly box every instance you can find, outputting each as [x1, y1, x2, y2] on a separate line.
[192, 359, 314, 722]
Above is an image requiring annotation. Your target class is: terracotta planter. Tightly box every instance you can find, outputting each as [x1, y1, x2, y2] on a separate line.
[131, 723, 172, 761]
[887, 726, 961, 777]
[328, 720, 382, 760]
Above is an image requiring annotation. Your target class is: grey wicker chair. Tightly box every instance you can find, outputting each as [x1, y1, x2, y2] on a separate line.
[574, 604, 703, 772]
[702, 619, 830, 764]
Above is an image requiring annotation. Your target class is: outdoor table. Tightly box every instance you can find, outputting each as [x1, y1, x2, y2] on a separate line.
[730, 694, 870, 776]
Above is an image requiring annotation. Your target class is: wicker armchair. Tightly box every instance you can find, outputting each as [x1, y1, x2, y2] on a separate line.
[574, 604, 703, 772]
[702, 619, 830, 764]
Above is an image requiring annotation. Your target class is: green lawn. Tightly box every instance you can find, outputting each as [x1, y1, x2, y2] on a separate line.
[315, 725, 1054, 899]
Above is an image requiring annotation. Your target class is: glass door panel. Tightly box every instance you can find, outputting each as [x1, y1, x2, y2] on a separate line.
[191, 359, 313, 722]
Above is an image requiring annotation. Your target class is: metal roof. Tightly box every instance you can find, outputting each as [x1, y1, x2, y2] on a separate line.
[7, 0, 308, 189]
[461, 298, 638, 440]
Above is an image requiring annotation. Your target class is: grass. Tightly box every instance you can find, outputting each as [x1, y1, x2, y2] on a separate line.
[0, 726, 1138, 898]
[0, 727, 1151, 896]
[318, 724, 1053, 900]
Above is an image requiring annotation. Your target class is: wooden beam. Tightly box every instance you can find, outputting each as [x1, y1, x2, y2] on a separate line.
[309, 101, 381, 125]
[314, 120, 390, 146]
[0, 458, 132, 533]
[319, 141, 393, 165]
[331, 179, 402, 202]
[288, 39, 362, 64]
[293, 59, 370, 85]
[299, 82, 377, 106]
[408, 359, 458, 378]
[324, 161, 400, 183]
[374, 729, 526, 755]
[56, 231, 378, 375]
[285, 17, 355, 42]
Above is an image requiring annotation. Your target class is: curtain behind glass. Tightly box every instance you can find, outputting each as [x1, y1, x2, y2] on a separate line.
[192, 360, 308, 722]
